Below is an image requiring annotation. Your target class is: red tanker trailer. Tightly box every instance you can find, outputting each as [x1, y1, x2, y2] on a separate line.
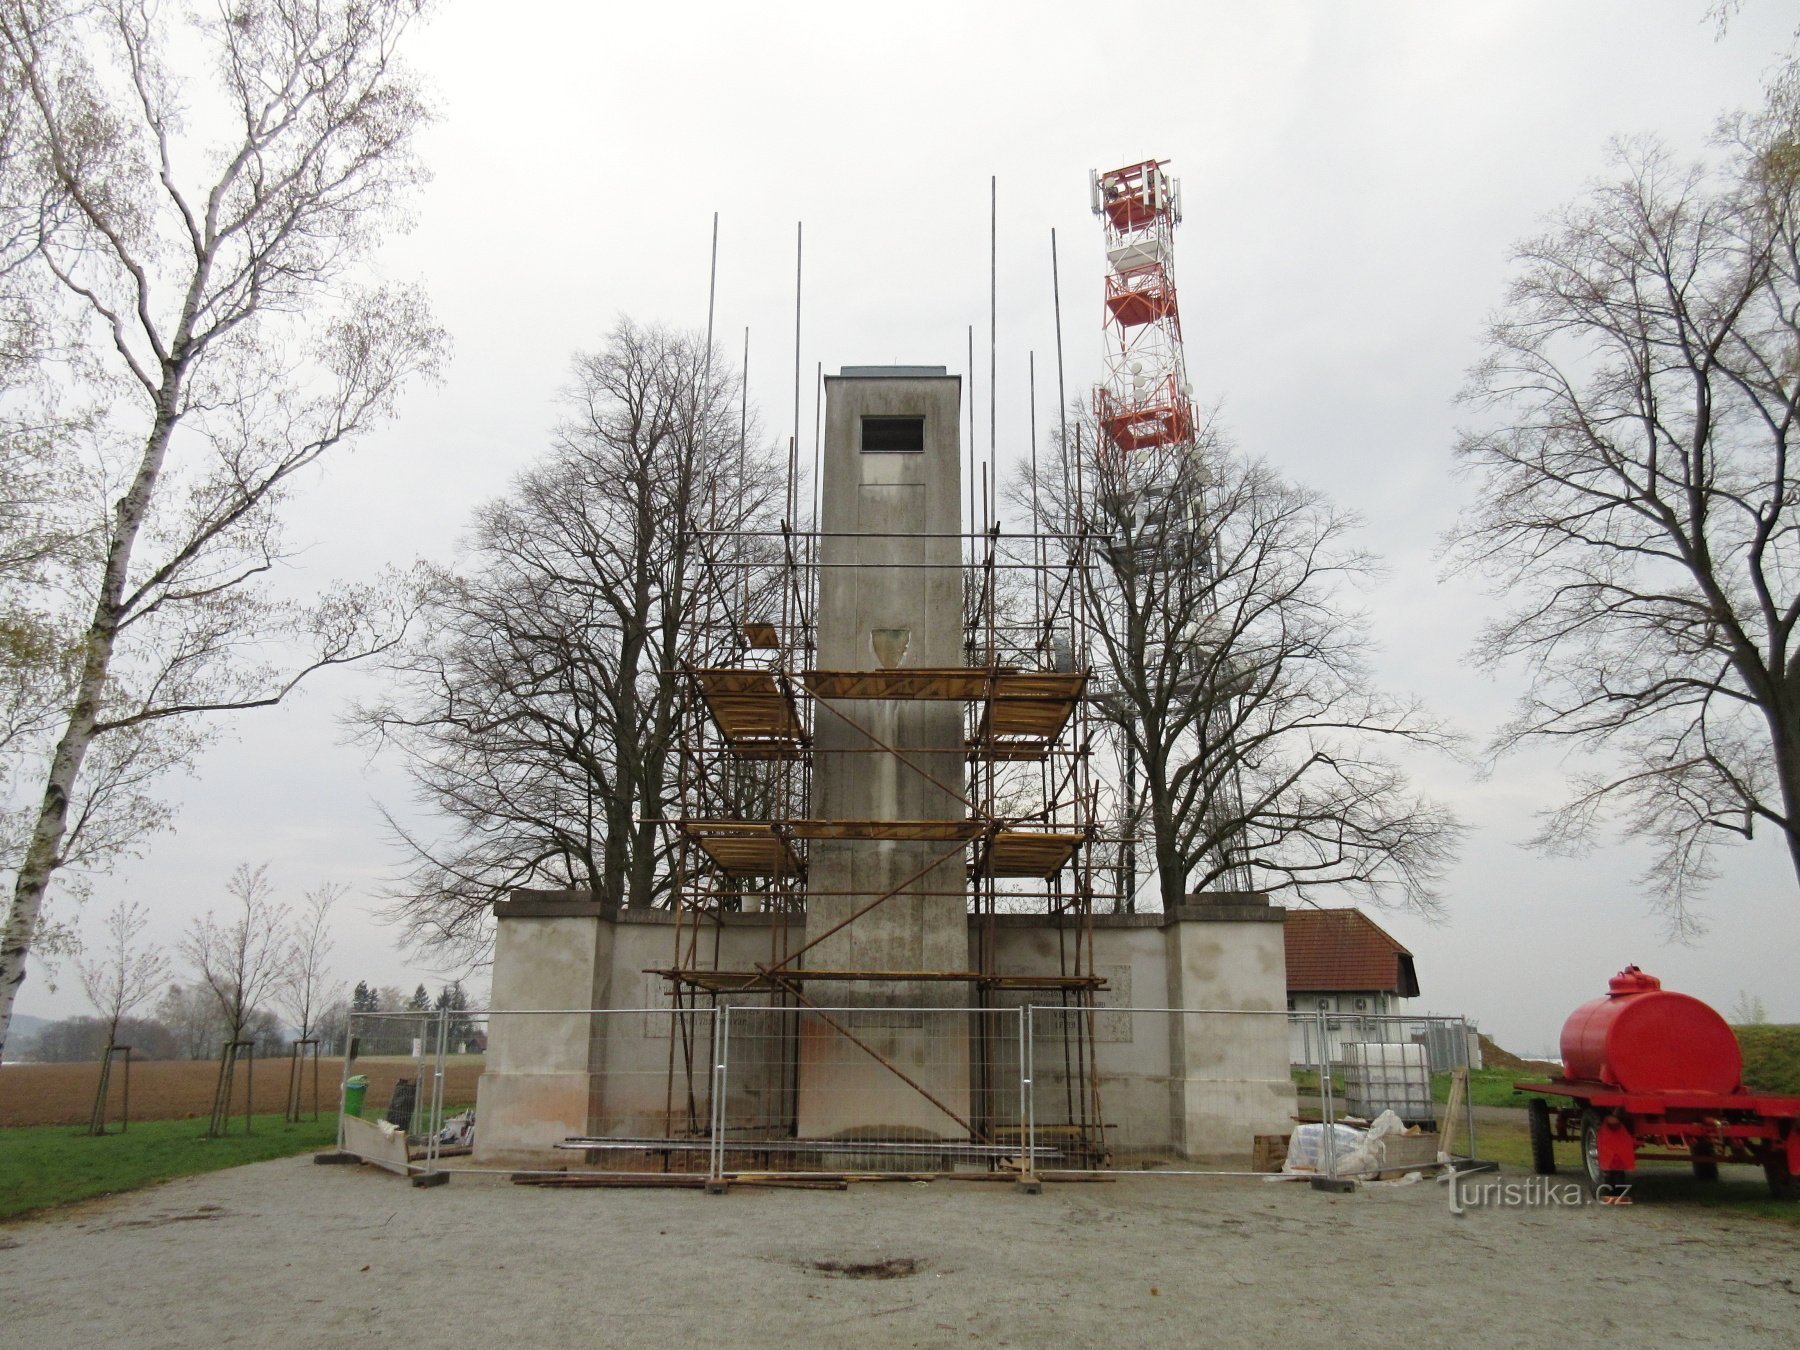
[1516, 966, 1800, 1200]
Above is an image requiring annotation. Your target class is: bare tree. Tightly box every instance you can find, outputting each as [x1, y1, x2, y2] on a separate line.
[313, 995, 350, 1057]
[276, 882, 342, 1042]
[154, 981, 223, 1060]
[1025, 418, 1461, 914]
[179, 862, 290, 1046]
[1449, 105, 1800, 932]
[357, 319, 783, 961]
[0, 0, 445, 1058]
[75, 896, 166, 1045]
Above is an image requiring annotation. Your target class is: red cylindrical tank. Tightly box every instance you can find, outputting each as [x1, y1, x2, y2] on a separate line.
[1559, 966, 1744, 1094]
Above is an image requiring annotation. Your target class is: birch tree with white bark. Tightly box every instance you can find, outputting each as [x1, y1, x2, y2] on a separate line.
[0, 0, 445, 1060]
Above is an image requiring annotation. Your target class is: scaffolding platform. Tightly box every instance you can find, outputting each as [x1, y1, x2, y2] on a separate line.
[679, 821, 804, 878]
[649, 966, 1108, 994]
[690, 666, 1085, 764]
[979, 830, 1085, 878]
[688, 668, 807, 759]
[679, 820, 1084, 878]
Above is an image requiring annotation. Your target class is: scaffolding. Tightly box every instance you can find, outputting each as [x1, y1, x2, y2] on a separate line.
[652, 440, 1113, 1165]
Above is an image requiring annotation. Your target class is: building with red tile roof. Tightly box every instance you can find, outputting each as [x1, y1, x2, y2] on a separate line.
[1283, 907, 1419, 1015]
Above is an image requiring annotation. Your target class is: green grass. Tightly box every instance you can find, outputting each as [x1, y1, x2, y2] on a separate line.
[1432, 1067, 1548, 1109]
[1736, 1024, 1800, 1094]
[0, 1112, 338, 1222]
[1291, 1066, 1544, 1109]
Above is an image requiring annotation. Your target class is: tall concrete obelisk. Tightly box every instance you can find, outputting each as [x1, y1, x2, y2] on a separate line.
[797, 367, 971, 1140]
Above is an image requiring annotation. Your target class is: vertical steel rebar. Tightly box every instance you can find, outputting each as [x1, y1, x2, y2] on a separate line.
[989, 174, 997, 532]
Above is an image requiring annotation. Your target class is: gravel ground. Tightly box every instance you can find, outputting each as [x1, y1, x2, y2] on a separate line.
[3, 1159, 1798, 1347]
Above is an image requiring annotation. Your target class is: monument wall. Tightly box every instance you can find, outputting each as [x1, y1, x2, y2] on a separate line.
[476, 893, 1294, 1163]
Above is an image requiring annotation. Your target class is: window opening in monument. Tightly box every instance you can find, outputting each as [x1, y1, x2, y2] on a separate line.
[860, 415, 925, 452]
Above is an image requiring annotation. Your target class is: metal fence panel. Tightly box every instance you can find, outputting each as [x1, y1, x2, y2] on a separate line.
[329, 1004, 1479, 1185]
[1313, 1013, 1480, 1179]
[716, 1006, 1027, 1176]
[1025, 1006, 1305, 1175]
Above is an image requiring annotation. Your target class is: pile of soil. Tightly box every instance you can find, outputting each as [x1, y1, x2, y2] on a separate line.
[1478, 1033, 1560, 1077]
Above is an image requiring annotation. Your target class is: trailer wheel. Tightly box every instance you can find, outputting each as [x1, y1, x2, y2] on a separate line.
[1691, 1139, 1719, 1183]
[1528, 1098, 1556, 1175]
[1767, 1153, 1796, 1200]
[1580, 1110, 1630, 1197]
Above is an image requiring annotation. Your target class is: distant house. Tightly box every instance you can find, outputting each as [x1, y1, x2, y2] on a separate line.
[1284, 907, 1421, 1064]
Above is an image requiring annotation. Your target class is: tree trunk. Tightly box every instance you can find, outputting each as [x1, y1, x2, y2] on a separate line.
[0, 398, 180, 1060]
[1147, 751, 1187, 912]
[1766, 699, 1800, 894]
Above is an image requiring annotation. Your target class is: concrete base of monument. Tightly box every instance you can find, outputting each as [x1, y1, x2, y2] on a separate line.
[475, 888, 1294, 1166]
[472, 1073, 591, 1161]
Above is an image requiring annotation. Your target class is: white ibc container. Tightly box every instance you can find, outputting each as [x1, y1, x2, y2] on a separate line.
[1341, 1041, 1433, 1120]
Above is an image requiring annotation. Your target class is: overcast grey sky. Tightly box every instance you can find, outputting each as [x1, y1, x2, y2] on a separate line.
[22, 0, 1800, 1054]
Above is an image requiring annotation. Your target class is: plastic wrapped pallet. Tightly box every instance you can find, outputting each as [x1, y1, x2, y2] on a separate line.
[1283, 1110, 1407, 1178]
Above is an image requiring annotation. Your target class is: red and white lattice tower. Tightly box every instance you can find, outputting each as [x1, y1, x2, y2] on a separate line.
[1090, 159, 1193, 461]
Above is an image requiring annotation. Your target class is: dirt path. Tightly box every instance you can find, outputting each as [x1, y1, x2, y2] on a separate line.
[4, 1161, 1798, 1347]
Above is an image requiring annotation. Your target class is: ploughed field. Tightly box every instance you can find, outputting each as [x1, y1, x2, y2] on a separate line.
[0, 1055, 485, 1128]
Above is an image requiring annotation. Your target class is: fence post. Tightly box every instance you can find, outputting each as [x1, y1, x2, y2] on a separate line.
[708, 1005, 729, 1191]
[335, 1016, 356, 1150]
[423, 1006, 449, 1177]
[1459, 1016, 1477, 1161]
[1018, 1006, 1040, 1191]
[1317, 1010, 1336, 1179]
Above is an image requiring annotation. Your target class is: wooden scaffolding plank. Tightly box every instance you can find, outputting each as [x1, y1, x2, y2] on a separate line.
[679, 821, 803, 878]
[805, 667, 995, 700]
[691, 668, 805, 756]
[783, 819, 984, 842]
[984, 830, 1084, 878]
[649, 966, 1109, 993]
[983, 671, 1086, 740]
[681, 819, 1079, 878]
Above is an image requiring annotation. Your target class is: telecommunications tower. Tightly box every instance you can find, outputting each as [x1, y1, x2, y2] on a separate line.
[1090, 157, 1249, 906]
[1090, 159, 1193, 462]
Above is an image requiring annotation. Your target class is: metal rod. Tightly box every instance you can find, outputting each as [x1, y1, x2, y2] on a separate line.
[738, 327, 750, 617]
[966, 319, 978, 535]
[1052, 228, 1069, 502]
[703, 210, 718, 388]
[793, 221, 803, 515]
[811, 358, 822, 590]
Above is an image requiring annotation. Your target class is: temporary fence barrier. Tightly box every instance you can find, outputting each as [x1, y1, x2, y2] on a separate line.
[1308, 1013, 1480, 1180]
[335, 1005, 1478, 1185]
[714, 1005, 1030, 1176]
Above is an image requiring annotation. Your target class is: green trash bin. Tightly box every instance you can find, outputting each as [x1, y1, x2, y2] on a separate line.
[343, 1075, 369, 1118]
